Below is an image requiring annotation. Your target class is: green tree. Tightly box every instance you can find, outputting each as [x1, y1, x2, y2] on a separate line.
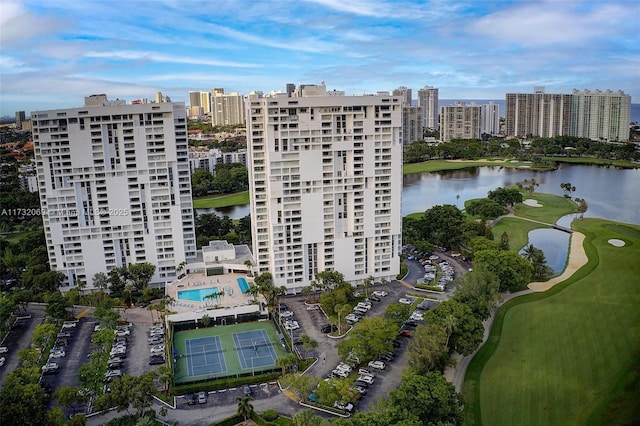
[0, 376, 47, 425]
[452, 266, 502, 320]
[385, 372, 463, 425]
[293, 409, 323, 426]
[474, 249, 534, 292]
[407, 324, 449, 374]
[575, 197, 588, 219]
[45, 291, 69, 320]
[336, 317, 397, 362]
[276, 353, 298, 375]
[384, 301, 413, 327]
[424, 300, 484, 355]
[499, 231, 510, 251]
[420, 204, 465, 249]
[128, 263, 156, 292]
[92, 272, 109, 291]
[236, 396, 254, 423]
[157, 364, 173, 396]
[488, 187, 523, 207]
[465, 198, 507, 220]
[54, 386, 82, 416]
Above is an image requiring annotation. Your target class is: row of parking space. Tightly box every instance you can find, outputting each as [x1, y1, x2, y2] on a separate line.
[180, 382, 280, 409]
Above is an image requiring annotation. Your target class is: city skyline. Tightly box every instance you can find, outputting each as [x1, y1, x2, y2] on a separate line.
[1, 0, 638, 116]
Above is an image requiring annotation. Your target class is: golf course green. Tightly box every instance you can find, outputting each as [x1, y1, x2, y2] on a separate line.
[464, 218, 640, 425]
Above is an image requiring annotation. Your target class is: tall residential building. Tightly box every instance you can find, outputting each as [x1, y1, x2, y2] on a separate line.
[393, 86, 412, 105]
[211, 89, 245, 126]
[31, 95, 196, 291]
[417, 86, 439, 129]
[505, 88, 573, 138]
[189, 148, 248, 173]
[200, 92, 211, 114]
[189, 91, 202, 108]
[402, 105, 423, 144]
[571, 89, 631, 142]
[245, 83, 403, 291]
[15, 111, 26, 130]
[480, 102, 501, 135]
[440, 102, 482, 142]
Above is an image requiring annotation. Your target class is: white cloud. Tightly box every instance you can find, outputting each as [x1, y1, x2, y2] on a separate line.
[84, 50, 259, 68]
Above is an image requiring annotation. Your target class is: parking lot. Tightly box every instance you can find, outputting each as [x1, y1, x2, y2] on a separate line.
[276, 281, 418, 414]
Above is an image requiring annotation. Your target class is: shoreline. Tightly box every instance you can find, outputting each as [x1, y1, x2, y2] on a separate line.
[527, 231, 587, 292]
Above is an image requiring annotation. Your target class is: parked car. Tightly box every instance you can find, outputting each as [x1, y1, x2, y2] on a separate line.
[279, 303, 289, 311]
[197, 391, 208, 404]
[335, 362, 352, 372]
[57, 332, 72, 338]
[331, 369, 349, 378]
[61, 321, 77, 329]
[369, 295, 381, 302]
[242, 385, 252, 396]
[357, 374, 374, 384]
[0, 357, 4, 367]
[403, 320, 418, 327]
[334, 401, 354, 412]
[148, 336, 164, 344]
[279, 310, 294, 318]
[49, 349, 66, 358]
[373, 290, 388, 297]
[354, 380, 370, 388]
[0, 346, 7, 354]
[351, 385, 368, 395]
[321, 324, 337, 333]
[150, 345, 165, 354]
[399, 328, 412, 337]
[308, 393, 319, 403]
[115, 329, 130, 337]
[149, 356, 165, 365]
[94, 325, 104, 332]
[186, 394, 197, 405]
[368, 360, 386, 370]
[306, 304, 319, 311]
[42, 362, 59, 374]
[104, 369, 122, 379]
[108, 359, 124, 369]
[398, 298, 413, 305]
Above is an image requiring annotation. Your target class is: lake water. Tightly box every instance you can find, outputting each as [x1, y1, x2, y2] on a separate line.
[402, 164, 640, 225]
[521, 228, 571, 274]
[201, 164, 639, 225]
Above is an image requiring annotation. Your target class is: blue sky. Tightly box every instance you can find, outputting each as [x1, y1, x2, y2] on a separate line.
[1, 0, 638, 116]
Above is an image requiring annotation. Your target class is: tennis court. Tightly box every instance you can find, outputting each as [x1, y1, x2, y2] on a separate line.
[173, 321, 288, 384]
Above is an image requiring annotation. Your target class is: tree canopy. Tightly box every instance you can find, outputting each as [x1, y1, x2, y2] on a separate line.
[474, 249, 533, 292]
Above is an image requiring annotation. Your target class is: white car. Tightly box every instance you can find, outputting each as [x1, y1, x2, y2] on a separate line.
[335, 362, 352, 372]
[331, 369, 349, 378]
[0, 357, 5, 367]
[357, 374, 375, 384]
[410, 312, 424, 321]
[280, 311, 295, 318]
[61, 321, 77, 329]
[110, 348, 126, 356]
[0, 346, 7, 354]
[334, 402, 354, 412]
[356, 302, 371, 310]
[398, 298, 413, 305]
[150, 345, 165, 354]
[358, 368, 374, 377]
[49, 350, 66, 358]
[115, 329, 130, 337]
[345, 314, 360, 322]
[368, 360, 386, 370]
[306, 304, 319, 311]
[373, 290, 388, 297]
[94, 325, 103, 332]
[284, 322, 300, 331]
[42, 362, 58, 373]
[104, 369, 122, 378]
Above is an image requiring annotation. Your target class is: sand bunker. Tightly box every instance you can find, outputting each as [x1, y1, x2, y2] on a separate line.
[523, 199, 543, 207]
[608, 239, 625, 247]
[528, 232, 587, 292]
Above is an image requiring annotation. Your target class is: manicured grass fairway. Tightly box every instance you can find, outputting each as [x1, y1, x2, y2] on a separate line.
[514, 192, 577, 223]
[403, 159, 539, 175]
[490, 217, 549, 252]
[192, 191, 249, 209]
[465, 219, 640, 425]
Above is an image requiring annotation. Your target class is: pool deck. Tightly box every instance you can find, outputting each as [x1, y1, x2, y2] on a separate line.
[165, 272, 258, 314]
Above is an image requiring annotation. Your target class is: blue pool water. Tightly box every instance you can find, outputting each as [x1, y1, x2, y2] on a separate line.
[177, 287, 220, 302]
[237, 277, 249, 293]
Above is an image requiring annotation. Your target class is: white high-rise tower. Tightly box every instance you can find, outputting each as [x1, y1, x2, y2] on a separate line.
[245, 84, 403, 291]
[32, 95, 196, 291]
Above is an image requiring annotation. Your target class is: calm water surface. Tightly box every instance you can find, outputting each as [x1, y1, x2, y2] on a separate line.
[201, 164, 640, 225]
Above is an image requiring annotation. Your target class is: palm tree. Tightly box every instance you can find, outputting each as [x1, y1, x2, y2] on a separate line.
[156, 364, 173, 396]
[362, 276, 373, 298]
[336, 304, 351, 334]
[176, 261, 187, 279]
[236, 396, 254, 424]
[244, 260, 253, 276]
[442, 314, 458, 348]
[246, 284, 259, 303]
[276, 353, 298, 375]
[521, 244, 537, 262]
[575, 197, 588, 220]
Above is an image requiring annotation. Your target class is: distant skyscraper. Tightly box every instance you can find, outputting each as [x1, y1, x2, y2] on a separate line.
[245, 83, 403, 291]
[286, 83, 296, 97]
[480, 102, 501, 135]
[15, 111, 26, 130]
[505, 88, 572, 138]
[440, 102, 482, 142]
[393, 86, 412, 105]
[211, 90, 245, 126]
[417, 86, 439, 129]
[31, 96, 196, 291]
[189, 91, 202, 108]
[402, 105, 423, 144]
[571, 89, 631, 142]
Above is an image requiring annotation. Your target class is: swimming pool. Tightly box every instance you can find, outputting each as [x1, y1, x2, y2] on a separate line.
[177, 287, 220, 302]
[237, 277, 250, 294]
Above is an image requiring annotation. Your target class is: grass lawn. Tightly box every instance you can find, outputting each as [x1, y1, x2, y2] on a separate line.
[546, 156, 640, 169]
[463, 218, 640, 426]
[491, 217, 550, 252]
[514, 192, 577, 223]
[193, 191, 249, 209]
[403, 159, 550, 175]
